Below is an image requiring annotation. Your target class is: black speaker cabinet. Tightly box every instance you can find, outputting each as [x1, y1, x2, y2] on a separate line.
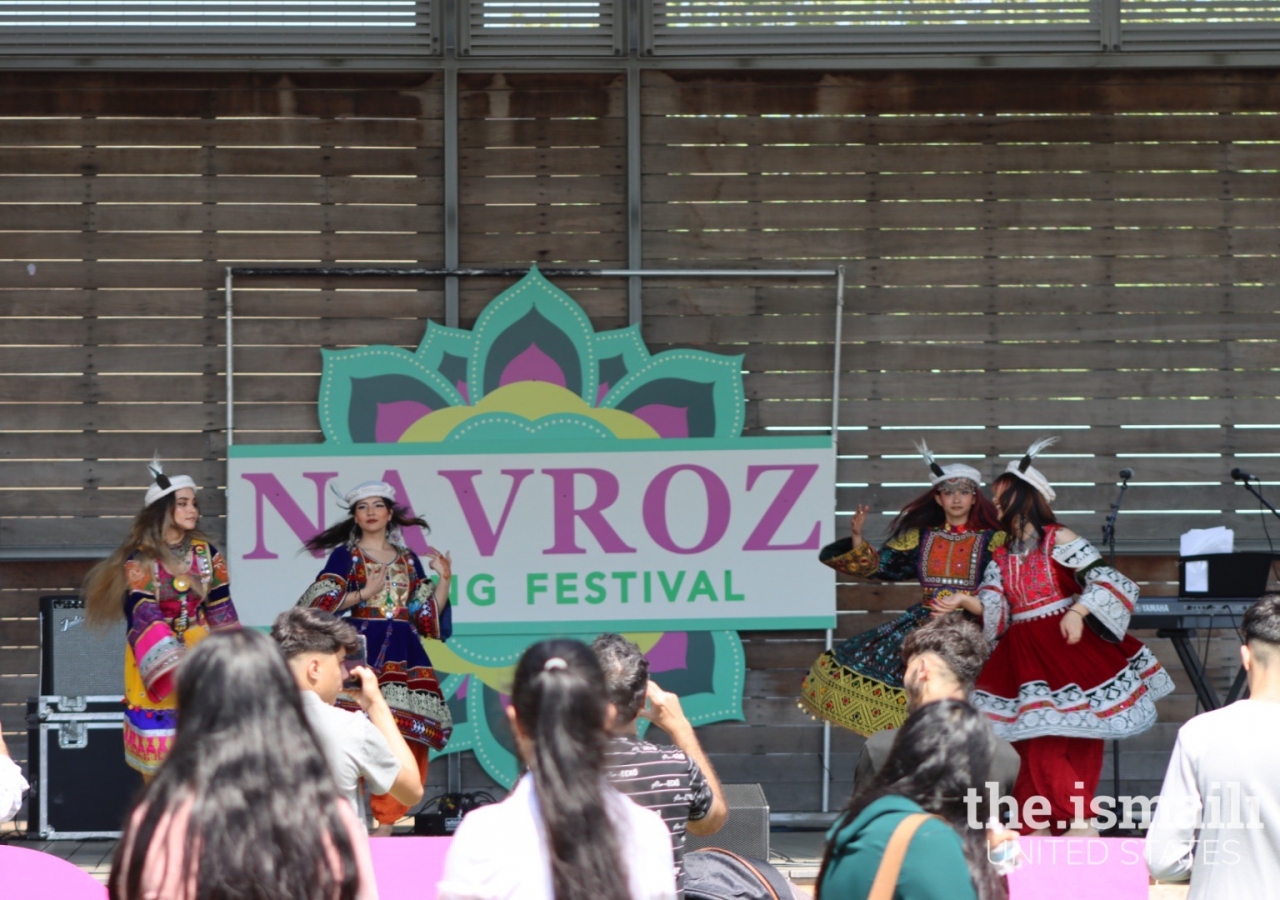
[27, 696, 143, 839]
[40, 595, 126, 697]
[685, 783, 770, 860]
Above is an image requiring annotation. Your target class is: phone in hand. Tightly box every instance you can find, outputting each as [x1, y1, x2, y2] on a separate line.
[341, 634, 368, 690]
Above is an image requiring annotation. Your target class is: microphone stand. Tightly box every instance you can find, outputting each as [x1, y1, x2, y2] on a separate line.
[1101, 471, 1131, 805]
[1237, 478, 1280, 526]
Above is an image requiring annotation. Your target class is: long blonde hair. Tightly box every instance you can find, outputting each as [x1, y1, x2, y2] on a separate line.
[82, 492, 213, 630]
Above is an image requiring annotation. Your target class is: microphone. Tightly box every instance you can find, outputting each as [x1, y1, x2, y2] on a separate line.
[1232, 468, 1257, 482]
[1119, 468, 1133, 481]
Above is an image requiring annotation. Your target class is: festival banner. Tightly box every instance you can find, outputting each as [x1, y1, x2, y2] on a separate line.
[225, 267, 836, 785]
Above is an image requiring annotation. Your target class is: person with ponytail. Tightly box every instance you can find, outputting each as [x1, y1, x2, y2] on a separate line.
[82, 458, 239, 777]
[109, 629, 376, 900]
[437, 639, 676, 900]
[300, 479, 452, 833]
[937, 438, 1174, 835]
[816, 700, 1011, 900]
[800, 442, 1004, 737]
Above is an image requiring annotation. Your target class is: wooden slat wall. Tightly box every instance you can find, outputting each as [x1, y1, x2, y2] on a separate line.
[5, 68, 1280, 817]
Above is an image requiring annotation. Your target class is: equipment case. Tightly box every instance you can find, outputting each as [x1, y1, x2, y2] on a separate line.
[26, 695, 144, 839]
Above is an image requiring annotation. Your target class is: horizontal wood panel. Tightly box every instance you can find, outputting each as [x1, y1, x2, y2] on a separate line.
[460, 118, 626, 147]
[3, 316, 439, 347]
[460, 176, 626, 205]
[642, 112, 1280, 146]
[459, 147, 624, 177]
[0, 117, 441, 147]
[0, 232, 436, 261]
[457, 204, 627, 235]
[458, 233, 627, 265]
[0, 147, 441, 177]
[0, 176, 445, 205]
[0, 203, 442, 234]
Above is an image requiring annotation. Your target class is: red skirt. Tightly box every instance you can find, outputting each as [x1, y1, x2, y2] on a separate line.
[972, 610, 1174, 742]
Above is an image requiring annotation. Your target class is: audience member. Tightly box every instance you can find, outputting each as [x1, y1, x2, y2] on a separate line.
[0, 730, 29, 824]
[817, 700, 1011, 900]
[109, 629, 376, 900]
[592, 633, 727, 895]
[1145, 594, 1280, 899]
[438, 638, 675, 900]
[272, 607, 423, 830]
[854, 616, 1020, 802]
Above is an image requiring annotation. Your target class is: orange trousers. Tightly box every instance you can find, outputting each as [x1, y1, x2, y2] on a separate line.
[369, 742, 429, 826]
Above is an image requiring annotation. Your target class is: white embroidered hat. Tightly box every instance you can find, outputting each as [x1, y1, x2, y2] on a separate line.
[144, 454, 197, 508]
[916, 440, 983, 488]
[1006, 437, 1058, 503]
[341, 480, 396, 508]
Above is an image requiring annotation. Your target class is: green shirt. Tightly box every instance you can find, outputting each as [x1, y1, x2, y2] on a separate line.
[819, 795, 978, 900]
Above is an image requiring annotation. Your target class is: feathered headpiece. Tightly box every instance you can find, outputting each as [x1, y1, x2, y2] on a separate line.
[1005, 436, 1058, 502]
[915, 439, 983, 488]
[144, 453, 197, 507]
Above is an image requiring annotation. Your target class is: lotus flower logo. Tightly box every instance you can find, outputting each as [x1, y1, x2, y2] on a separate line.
[318, 267, 748, 787]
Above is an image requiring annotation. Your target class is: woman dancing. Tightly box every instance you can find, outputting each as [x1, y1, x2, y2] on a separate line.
[938, 438, 1174, 834]
[83, 459, 239, 777]
[110, 629, 376, 900]
[300, 479, 452, 831]
[800, 444, 1004, 735]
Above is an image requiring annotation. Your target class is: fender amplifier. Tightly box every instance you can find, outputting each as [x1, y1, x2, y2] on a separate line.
[40, 595, 126, 697]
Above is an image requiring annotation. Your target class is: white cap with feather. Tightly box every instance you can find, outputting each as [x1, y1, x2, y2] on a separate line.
[915, 440, 984, 489]
[144, 454, 198, 508]
[1005, 436, 1058, 502]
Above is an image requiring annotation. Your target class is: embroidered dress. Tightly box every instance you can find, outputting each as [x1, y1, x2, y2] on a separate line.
[123, 541, 238, 775]
[970, 525, 1174, 830]
[300, 545, 453, 752]
[799, 525, 1004, 735]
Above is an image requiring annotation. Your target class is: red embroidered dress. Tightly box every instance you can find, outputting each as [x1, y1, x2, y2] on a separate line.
[971, 525, 1173, 741]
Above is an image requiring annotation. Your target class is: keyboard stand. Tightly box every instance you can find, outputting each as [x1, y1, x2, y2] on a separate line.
[1158, 628, 1223, 710]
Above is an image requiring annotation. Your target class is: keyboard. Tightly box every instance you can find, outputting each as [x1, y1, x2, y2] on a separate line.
[1130, 597, 1255, 631]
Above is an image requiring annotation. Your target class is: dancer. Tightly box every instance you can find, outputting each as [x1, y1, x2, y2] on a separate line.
[800, 444, 1004, 735]
[300, 479, 452, 831]
[438, 638, 676, 900]
[109, 629, 376, 900]
[938, 438, 1174, 834]
[83, 458, 238, 777]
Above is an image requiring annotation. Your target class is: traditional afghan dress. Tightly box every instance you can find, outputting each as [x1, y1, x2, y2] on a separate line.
[800, 525, 1004, 735]
[300, 544, 452, 822]
[123, 540, 238, 776]
[970, 524, 1174, 832]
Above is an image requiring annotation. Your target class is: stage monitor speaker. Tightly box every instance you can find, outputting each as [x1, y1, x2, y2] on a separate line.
[685, 782, 770, 860]
[40, 595, 126, 697]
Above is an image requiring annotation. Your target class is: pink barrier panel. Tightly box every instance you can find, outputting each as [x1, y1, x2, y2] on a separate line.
[370, 835, 452, 899]
[1008, 837, 1150, 900]
[0, 845, 108, 899]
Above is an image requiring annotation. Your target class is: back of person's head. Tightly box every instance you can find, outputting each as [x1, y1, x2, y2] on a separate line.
[1244, 594, 1280, 666]
[901, 616, 991, 696]
[817, 700, 1006, 900]
[511, 639, 630, 900]
[590, 633, 649, 728]
[109, 629, 360, 900]
[272, 606, 361, 660]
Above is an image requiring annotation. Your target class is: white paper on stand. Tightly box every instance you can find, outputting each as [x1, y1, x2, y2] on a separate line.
[1184, 560, 1210, 593]
[1179, 526, 1234, 558]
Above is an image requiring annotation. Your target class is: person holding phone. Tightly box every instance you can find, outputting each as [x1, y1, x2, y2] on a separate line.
[300, 480, 452, 833]
[272, 607, 423, 832]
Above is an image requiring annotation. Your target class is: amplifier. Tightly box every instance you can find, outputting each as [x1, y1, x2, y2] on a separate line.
[26, 696, 143, 839]
[40, 595, 126, 697]
[685, 783, 770, 860]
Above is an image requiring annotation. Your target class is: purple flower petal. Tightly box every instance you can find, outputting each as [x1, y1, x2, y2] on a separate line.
[375, 400, 433, 443]
[646, 632, 689, 673]
[499, 343, 567, 389]
[630, 403, 690, 438]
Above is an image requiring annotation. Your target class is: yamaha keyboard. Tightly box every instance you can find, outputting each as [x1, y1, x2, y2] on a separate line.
[1129, 596, 1256, 711]
[1130, 597, 1254, 631]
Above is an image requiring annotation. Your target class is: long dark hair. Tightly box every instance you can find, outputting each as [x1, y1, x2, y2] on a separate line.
[304, 497, 429, 554]
[888, 484, 1001, 542]
[511, 639, 630, 900]
[816, 700, 1007, 900]
[109, 629, 362, 900]
[992, 472, 1057, 545]
[83, 491, 216, 630]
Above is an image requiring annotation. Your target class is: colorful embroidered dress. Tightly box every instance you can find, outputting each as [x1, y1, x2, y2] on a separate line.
[971, 525, 1173, 742]
[800, 525, 1004, 735]
[300, 545, 453, 751]
[123, 540, 238, 775]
